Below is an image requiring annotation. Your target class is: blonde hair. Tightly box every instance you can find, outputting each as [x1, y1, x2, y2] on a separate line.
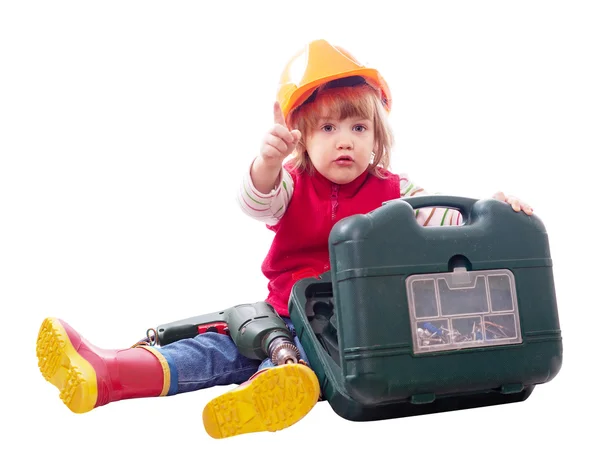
[286, 79, 394, 178]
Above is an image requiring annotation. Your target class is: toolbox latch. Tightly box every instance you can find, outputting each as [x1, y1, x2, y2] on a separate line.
[500, 383, 524, 394]
[410, 393, 436, 404]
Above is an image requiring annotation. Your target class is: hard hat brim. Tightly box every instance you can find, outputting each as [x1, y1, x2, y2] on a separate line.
[281, 67, 391, 120]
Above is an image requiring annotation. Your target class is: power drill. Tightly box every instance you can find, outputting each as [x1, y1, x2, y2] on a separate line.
[151, 302, 302, 366]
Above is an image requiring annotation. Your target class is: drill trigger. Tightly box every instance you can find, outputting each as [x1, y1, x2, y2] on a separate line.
[198, 322, 230, 336]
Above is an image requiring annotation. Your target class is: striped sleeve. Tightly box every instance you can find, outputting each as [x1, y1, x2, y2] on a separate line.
[399, 173, 463, 226]
[237, 163, 294, 226]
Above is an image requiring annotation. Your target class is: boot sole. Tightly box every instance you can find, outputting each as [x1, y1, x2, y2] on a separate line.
[36, 317, 98, 413]
[202, 363, 320, 439]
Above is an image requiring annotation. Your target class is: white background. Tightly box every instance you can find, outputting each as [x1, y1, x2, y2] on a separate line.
[1, 1, 598, 455]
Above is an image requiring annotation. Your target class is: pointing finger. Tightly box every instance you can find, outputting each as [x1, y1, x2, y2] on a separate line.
[270, 124, 294, 143]
[274, 101, 287, 126]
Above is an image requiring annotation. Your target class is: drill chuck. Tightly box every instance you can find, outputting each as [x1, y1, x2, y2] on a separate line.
[268, 337, 301, 365]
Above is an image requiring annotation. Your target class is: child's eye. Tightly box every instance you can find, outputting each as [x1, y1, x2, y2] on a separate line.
[353, 125, 367, 132]
[322, 124, 334, 132]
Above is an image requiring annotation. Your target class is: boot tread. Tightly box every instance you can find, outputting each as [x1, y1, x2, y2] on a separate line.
[203, 363, 319, 439]
[36, 317, 97, 414]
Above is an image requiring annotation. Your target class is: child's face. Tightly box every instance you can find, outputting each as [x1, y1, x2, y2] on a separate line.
[305, 115, 375, 185]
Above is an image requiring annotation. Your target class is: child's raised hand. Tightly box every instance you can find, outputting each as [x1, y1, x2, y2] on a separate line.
[259, 102, 301, 166]
[492, 191, 534, 215]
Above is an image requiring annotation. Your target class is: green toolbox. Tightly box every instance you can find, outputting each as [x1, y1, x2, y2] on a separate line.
[289, 195, 562, 421]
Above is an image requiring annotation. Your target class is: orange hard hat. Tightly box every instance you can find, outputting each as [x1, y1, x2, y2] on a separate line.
[277, 39, 391, 120]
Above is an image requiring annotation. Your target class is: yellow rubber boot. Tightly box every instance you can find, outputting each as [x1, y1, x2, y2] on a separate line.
[202, 363, 320, 439]
[36, 317, 167, 413]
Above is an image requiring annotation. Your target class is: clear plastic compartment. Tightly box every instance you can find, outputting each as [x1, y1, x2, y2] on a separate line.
[407, 268, 522, 353]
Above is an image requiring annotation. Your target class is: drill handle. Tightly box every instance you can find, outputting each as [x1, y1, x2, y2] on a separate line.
[156, 310, 227, 346]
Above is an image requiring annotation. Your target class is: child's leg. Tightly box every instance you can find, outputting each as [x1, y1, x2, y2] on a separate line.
[36, 317, 260, 413]
[158, 331, 261, 393]
[37, 315, 320, 438]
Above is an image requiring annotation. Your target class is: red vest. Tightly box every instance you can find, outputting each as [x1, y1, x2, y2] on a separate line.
[262, 164, 401, 316]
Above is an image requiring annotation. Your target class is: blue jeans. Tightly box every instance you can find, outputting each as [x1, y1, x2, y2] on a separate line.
[156, 318, 309, 395]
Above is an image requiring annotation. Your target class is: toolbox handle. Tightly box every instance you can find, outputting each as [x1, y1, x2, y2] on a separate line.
[399, 195, 478, 222]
